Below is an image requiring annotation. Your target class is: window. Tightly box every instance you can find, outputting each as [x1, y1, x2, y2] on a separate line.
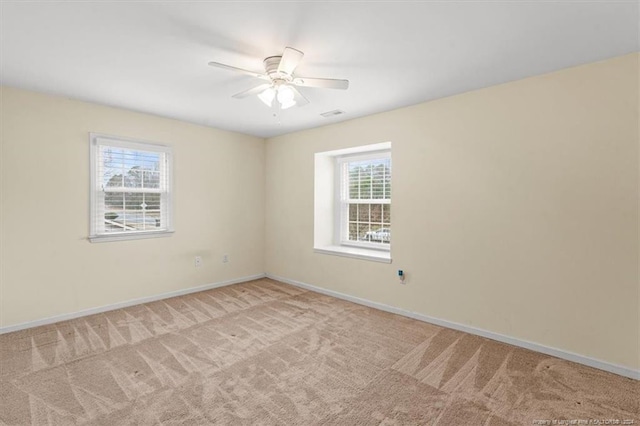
[89, 134, 173, 242]
[337, 151, 391, 250]
[314, 142, 392, 263]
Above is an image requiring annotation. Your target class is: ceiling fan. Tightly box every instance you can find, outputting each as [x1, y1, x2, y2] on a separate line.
[208, 47, 349, 110]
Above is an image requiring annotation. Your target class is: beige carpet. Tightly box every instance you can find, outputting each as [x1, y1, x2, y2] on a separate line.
[0, 278, 637, 425]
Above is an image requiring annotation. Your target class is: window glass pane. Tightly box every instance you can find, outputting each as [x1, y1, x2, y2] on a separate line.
[105, 174, 124, 188]
[120, 150, 161, 188]
[346, 203, 391, 244]
[347, 157, 391, 201]
[383, 204, 391, 224]
[125, 167, 143, 188]
[125, 210, 144, 230]
[140, 152, 160, 171]
[349, 166, 359, 198]
[105, 191, 123, 209]
[124, 192, 144, 210]
[101, 147, 124, 188]
[342, 154, 391, 247]
[144, 171, 160, 189]
[93, 139, 170, 238]
[371, 204, 382, 223]
[357, 223, 370, 241]
[371, 184, 384, 199]
[146, 211, 161, 229]
[384, 171, 391, 199]
[349, 204, 357, 221]
[358, 203, 370, 222]
[365, 164, 373, 199]
[364, 226, 390, 244]
[104, 210, 124, 233]
[145, 193, 161, 211]
[371, 163, 385, 199]
[349, 222, 358, 241]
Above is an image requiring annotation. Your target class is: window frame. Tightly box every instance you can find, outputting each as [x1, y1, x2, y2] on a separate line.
[89, 133, 174, 243]
[335, 149, 391, 251]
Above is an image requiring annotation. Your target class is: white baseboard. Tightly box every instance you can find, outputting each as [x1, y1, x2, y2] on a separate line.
[0, 274, 266, 335]
[266, 273, 640, 381]
[2, 271, 637, 381]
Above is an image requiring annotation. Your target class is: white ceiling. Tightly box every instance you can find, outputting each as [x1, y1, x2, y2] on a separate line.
[1, 1, 638, 138]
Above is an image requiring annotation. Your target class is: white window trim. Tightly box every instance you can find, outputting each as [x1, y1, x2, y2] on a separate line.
[313, 142, 392, 263]
[89, 133, 174, 243]
[335, 149, 391, 251]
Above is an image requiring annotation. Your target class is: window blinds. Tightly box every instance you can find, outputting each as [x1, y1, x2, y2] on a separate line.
[339, 152, 391, 247]
[90, 135, 172, 239]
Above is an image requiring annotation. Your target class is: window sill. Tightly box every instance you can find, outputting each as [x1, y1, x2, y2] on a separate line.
[89, 230, 174, 243]
[314, 245, 392, 263]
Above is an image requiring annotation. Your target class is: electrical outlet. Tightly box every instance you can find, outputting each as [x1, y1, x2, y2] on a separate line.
[195, 256, 202, 268]
[222, 254, 229, 264]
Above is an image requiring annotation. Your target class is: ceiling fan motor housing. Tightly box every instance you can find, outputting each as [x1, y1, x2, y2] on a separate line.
[264, 56, 292, 83]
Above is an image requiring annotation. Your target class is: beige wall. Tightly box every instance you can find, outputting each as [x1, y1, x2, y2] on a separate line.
[0, 87, 265, 327]
[1, 54, 638, 372]
[265, 54, 640, 370]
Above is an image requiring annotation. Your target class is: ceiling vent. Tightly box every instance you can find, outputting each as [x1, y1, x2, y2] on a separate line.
[320, 109, 346, 118]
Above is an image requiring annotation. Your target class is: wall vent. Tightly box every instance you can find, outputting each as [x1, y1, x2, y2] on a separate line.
[320, 109, 346, 118]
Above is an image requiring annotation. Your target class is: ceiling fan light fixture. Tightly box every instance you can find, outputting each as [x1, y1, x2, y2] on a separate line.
[277, 85, 296, 109]
[277, 85, 294, 102]
[212, 47, 348, 110]
[277, 84, 296, 109]
[258, 87, 275, 107]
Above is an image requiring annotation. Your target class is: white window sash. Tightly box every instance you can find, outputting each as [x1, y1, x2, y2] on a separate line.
[100, 188, 165, 194]
[335, 150, 391, 250]
[343, 199, 391, 204]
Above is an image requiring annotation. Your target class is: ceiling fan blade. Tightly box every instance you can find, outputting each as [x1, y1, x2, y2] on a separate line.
[278, 47, 304, 75]
[232, 83, 272, 99]
[208, 61, 268, 79]
[290, 86, 309, 107]
[292, 77, 349, 90]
